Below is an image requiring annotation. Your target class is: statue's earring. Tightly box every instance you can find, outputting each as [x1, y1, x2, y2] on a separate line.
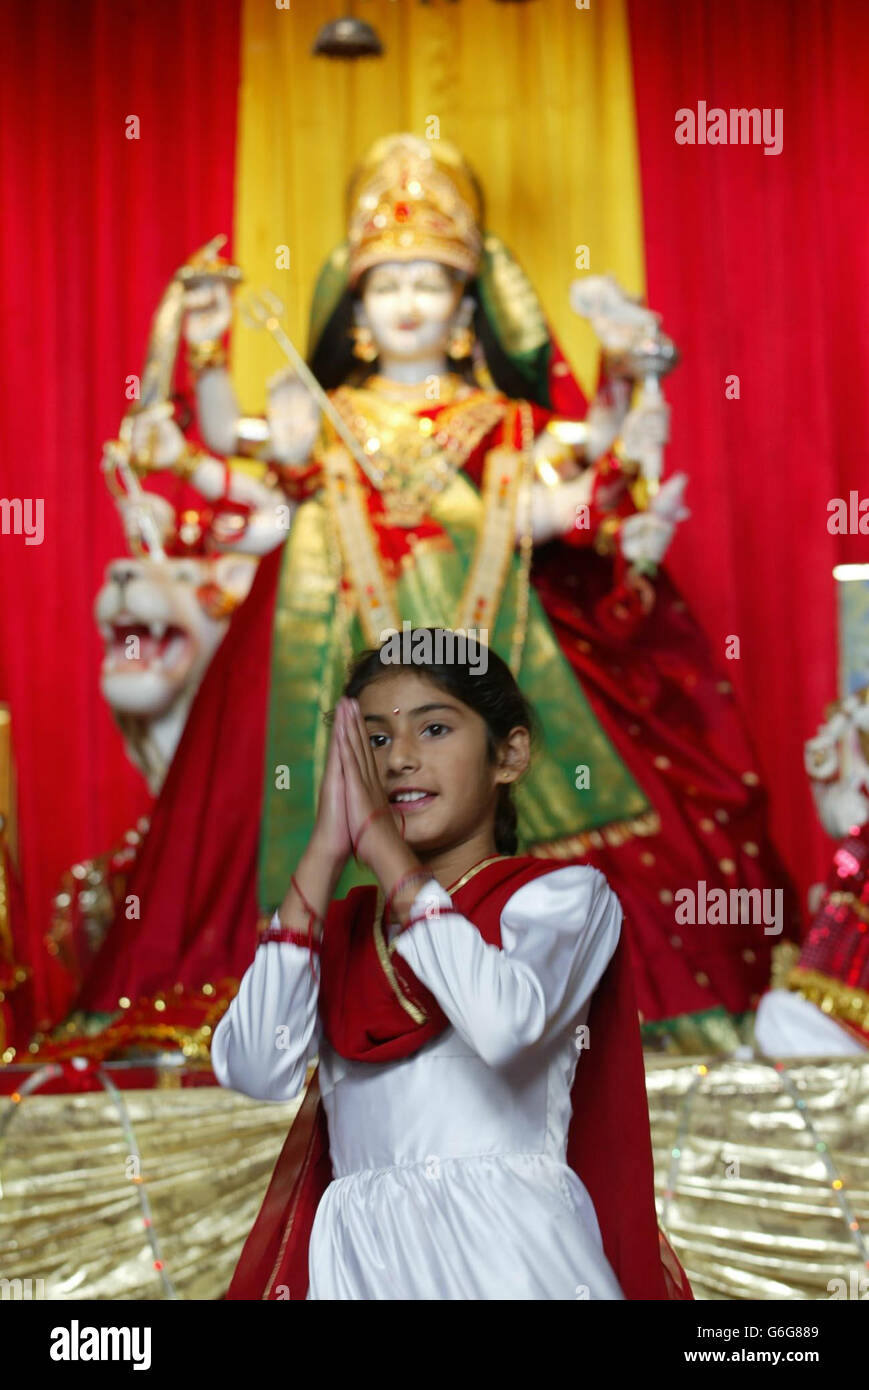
[350, 325, 378, 363]
[447, 319, 475, 361]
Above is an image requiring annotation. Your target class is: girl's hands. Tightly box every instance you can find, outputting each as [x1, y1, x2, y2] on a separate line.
[311, 698, 353, 868]
[336, 697, 406, 867]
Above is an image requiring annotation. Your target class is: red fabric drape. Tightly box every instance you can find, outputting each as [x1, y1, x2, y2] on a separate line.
[0, 0, 241, 1030]
[627, 0, 869, 908]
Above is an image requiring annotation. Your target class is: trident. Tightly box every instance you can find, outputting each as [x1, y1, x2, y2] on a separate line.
[239, 288, 384, 489]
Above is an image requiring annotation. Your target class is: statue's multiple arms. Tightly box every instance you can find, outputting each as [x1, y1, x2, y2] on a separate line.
[127, 408, 293, 557]
[184, 278, 321, 466]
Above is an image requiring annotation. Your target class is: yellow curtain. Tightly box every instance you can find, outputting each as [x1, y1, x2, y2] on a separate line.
[233, 0, 645, 410]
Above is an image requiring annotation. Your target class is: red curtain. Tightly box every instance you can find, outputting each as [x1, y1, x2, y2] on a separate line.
[0, 0, 241, 1029]
[628, 0, 869, 908]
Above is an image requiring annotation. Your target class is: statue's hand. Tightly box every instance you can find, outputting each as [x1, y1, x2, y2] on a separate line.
[569, 275, 659, 355]
[804, 728, 842, 782]
[812, 781, 869, 839]
[115, 490, 175, 551]
[129, 406, 187, 468]
[620, 397, 671, 462]
[620, 473, 689, 567]
[532, 429, 582, 480]
[183, 278, 234, 344]
[267, 368, 321, 465]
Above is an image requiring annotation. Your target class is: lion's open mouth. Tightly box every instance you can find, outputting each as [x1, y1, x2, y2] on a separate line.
[101, 621, 193, 674]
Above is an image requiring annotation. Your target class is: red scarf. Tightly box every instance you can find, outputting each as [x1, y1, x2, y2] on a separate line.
[226, 854, 692, 1301]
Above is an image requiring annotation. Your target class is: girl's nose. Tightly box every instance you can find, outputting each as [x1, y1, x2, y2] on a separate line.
[387, 733, 419, 771]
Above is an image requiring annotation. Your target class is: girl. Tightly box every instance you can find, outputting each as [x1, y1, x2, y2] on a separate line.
[212, 631, 692, 1301]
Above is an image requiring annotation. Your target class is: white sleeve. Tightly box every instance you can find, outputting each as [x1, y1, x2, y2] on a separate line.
[392, 864, 622, 1069]
[210, 914, 320, 1101]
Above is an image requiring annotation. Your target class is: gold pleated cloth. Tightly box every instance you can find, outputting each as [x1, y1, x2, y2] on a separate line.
[1, 1056, 866, 1300]
[0, 1074, 304, 1301]
[646, 1054, 869, 1301]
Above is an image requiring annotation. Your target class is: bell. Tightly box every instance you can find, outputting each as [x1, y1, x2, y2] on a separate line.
[312, 17, 384, 58]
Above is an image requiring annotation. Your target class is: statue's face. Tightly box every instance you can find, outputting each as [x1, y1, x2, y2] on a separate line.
[358, 260, 465, 363]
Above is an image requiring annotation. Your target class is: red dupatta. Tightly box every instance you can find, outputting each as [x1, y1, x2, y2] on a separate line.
[225, 854, 692, 1301]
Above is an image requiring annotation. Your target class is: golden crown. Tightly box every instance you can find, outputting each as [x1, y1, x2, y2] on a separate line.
[346, 134, 483, 287]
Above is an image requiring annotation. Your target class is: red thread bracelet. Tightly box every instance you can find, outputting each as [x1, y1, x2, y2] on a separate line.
[289, 873, 325, 980]
[259, 923, 322, 955]
[383, 868, 438, 928]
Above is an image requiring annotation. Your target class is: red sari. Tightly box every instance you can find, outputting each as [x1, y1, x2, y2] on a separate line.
[226, 854, 692, 1302]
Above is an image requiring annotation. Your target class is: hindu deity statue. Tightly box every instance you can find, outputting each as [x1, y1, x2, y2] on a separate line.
[35, 134, 798, 1063]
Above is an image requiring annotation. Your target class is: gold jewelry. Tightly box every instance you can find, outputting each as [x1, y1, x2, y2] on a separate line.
[173, 444, 206, 482]
[350, 325, 378, 363]
[364, 373, 465, 406]
[328, 386, 505, 528]
[187, 338, 227, 373]
[593, 514, 622, 557]
[235, 414, 271, 460]
[131, 440, 205, 481]
[447, 322, 474, 360]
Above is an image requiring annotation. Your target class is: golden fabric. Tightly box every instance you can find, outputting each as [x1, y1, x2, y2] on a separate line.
[0, 1074, 304, 1300]
[1, 1056, 866, 1301]
[234, 0, 645, 409]
[646, 1054, 869, 1301]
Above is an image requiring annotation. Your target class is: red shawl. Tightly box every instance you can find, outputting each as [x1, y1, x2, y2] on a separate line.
[226, 854, 692, 1301]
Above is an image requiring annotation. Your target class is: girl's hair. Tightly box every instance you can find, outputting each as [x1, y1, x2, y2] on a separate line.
[340, 630, 537, 855]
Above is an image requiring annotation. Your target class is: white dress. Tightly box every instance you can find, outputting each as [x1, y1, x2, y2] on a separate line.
[211, 862, 626, 1300]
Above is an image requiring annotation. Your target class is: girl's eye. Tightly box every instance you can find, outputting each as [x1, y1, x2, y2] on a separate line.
[422, 722, 449, 737]
[369, 733, 389, 749]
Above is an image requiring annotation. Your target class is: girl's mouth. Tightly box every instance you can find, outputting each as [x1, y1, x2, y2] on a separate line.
[389, 789, 437, 812]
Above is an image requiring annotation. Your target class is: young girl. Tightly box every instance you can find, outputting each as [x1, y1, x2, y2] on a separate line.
[212, 631, 692, 1301]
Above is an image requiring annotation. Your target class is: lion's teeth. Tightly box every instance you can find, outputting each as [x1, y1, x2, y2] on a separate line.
[150, 620, 167, 640]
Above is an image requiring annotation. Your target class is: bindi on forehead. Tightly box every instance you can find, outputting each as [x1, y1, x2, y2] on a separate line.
[361, 701, 461, 725]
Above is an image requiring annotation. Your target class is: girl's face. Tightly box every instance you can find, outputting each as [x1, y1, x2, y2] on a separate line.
[356, 670, 528, 854]
[357, 260, 464, 363]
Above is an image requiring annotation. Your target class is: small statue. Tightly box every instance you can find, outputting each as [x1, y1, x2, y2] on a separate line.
[755, 691, 869, 1054]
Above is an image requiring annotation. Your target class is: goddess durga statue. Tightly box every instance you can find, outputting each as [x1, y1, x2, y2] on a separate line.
[57, 134, 796, 1060]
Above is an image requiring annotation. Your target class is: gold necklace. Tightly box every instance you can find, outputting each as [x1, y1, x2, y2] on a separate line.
[329, 386, 506, 528]
[364, 372, 467, 405]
